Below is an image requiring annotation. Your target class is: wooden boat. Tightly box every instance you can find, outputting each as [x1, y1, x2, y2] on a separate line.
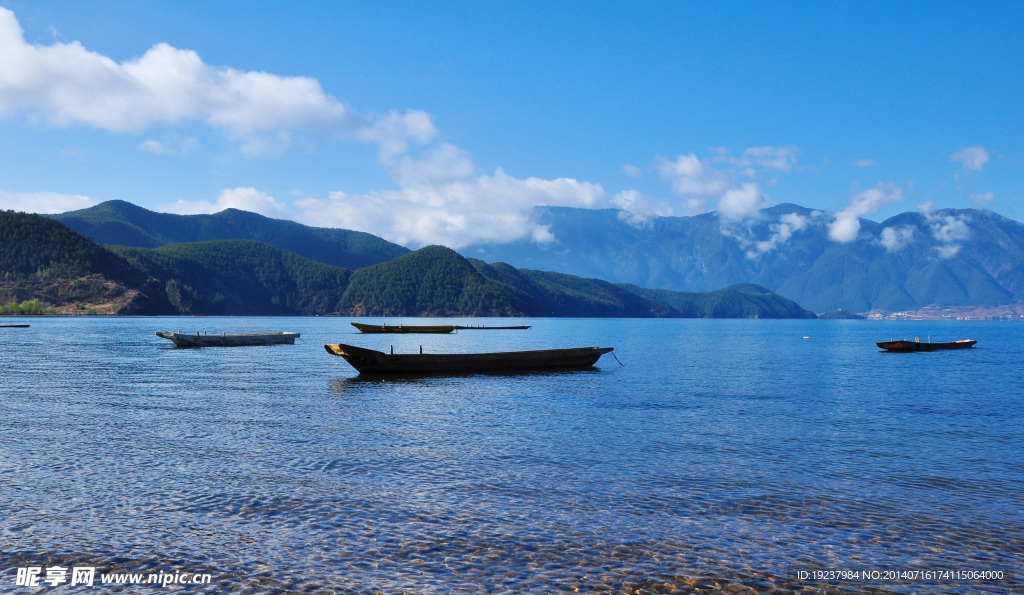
[453, 324, 531, 330]
[0, 324, 30, 328]
[876, 338, 976, 352]
[324, 343, 613, 374]
[351, 322, 456, 334]
[156, 330, 299, 347]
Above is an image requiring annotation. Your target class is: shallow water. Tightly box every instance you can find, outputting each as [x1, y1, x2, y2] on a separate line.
[1, 317, 1021, 593]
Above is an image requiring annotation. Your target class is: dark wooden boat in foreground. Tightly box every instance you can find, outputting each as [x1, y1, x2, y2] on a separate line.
[156, 330, 300, 347]
[351, 322, 456, 334]
[876, 339, 976, 352]
[325, 343, 613, 374]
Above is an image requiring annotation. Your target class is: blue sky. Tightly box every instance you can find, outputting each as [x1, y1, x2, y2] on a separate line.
[0, 1, 1020, 249]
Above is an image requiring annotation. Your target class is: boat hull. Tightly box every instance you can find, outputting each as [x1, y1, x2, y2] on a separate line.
[156, 331, 299, 347]
[325, 343, 613, 374]
[453, 325, 531, 330]
[876, 339, 976, 352]
[351, 322, 456, 334]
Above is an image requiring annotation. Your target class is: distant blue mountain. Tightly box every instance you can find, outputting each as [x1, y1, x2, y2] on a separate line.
[461, 204, 1024, 313]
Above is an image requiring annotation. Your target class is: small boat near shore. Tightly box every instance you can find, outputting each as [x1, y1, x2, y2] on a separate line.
[156, 330, 300, 347]
[351, 322, 456, 334]
[876, 338, 976, 352]
[325, 343, 613, 374]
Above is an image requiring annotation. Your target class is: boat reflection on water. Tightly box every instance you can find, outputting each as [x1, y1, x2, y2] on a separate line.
[328, 366, 602, 394]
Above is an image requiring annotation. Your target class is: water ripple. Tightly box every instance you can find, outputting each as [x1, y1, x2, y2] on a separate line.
[0, 317, 1020, 593]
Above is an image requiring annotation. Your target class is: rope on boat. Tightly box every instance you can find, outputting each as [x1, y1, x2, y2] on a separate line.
[611, 351, 624, 366]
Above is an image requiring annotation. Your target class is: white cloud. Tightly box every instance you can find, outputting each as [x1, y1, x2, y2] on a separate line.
[656, 148, 806, 249]
[853, 159, 876, 168]
[0, 190, 97, 213]
[139, 136, 200, 155]
[879, 226, 915, 252]
[531, 225, 556, 244]
[623, 164, 642, 178]
[716, 182, 767, 222]
[708, 145, 796, 176]
[949, 146, 990, 172]
[656, 153, 729, 197]
[742, 146, 798, 172]
[139, 139, 175, 155]
[969, 191, 994, 206]
[160, 187, 288, 218]
[355, 110, 437, 164]
[917, 201, 970, 258]
[160, 200, 217, 215]
[614, 189, 673, 225]
[0, 7, 429, 158]
[682, 198, 707, 214]
[392, 143, 474, 186]
[751, 212, 810, 256]
[828, 183, 903, 243]
[296, 168, 641, 249]
[828, 215, 861, 244]
[930, 214, 970, 244]
[656, 146, 800, 222]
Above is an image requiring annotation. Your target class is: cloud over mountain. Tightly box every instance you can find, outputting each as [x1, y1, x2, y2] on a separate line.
[161, 187, 288, 218]
[828, 184, 903, 243]
[295, 169, 661, 249]
[879, 225, 915, 252]
[0, 190, 97, 213]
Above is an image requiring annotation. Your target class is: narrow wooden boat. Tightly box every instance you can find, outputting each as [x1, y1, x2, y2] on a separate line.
[876, 339, 976, 352]
[453, 325, 531, 330]
[351, 322, 456, 334]
[325, 343, 613, 374]
[156, 330, 299, 347]
[0, 324, 30, 328]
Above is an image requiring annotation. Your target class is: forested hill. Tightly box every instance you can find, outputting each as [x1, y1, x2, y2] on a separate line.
[338, 246, 517, 316]
[0, 210, 166, 314]
[1, 210, 135, 279]
[112, 241, 353, 316]
[469, 260, 672, 317]
[53, 200, 409, 270]
[620, 283, 818, 319]
[341, 250, 813, 318]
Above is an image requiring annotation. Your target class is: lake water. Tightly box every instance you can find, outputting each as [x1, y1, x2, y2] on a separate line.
[1, 317, 1021, 593]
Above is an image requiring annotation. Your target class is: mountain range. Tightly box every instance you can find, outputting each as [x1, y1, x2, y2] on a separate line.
[463, 204, 1024, 313]
[0, 204, 815, 318]
[23, 198, 1024, 315]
